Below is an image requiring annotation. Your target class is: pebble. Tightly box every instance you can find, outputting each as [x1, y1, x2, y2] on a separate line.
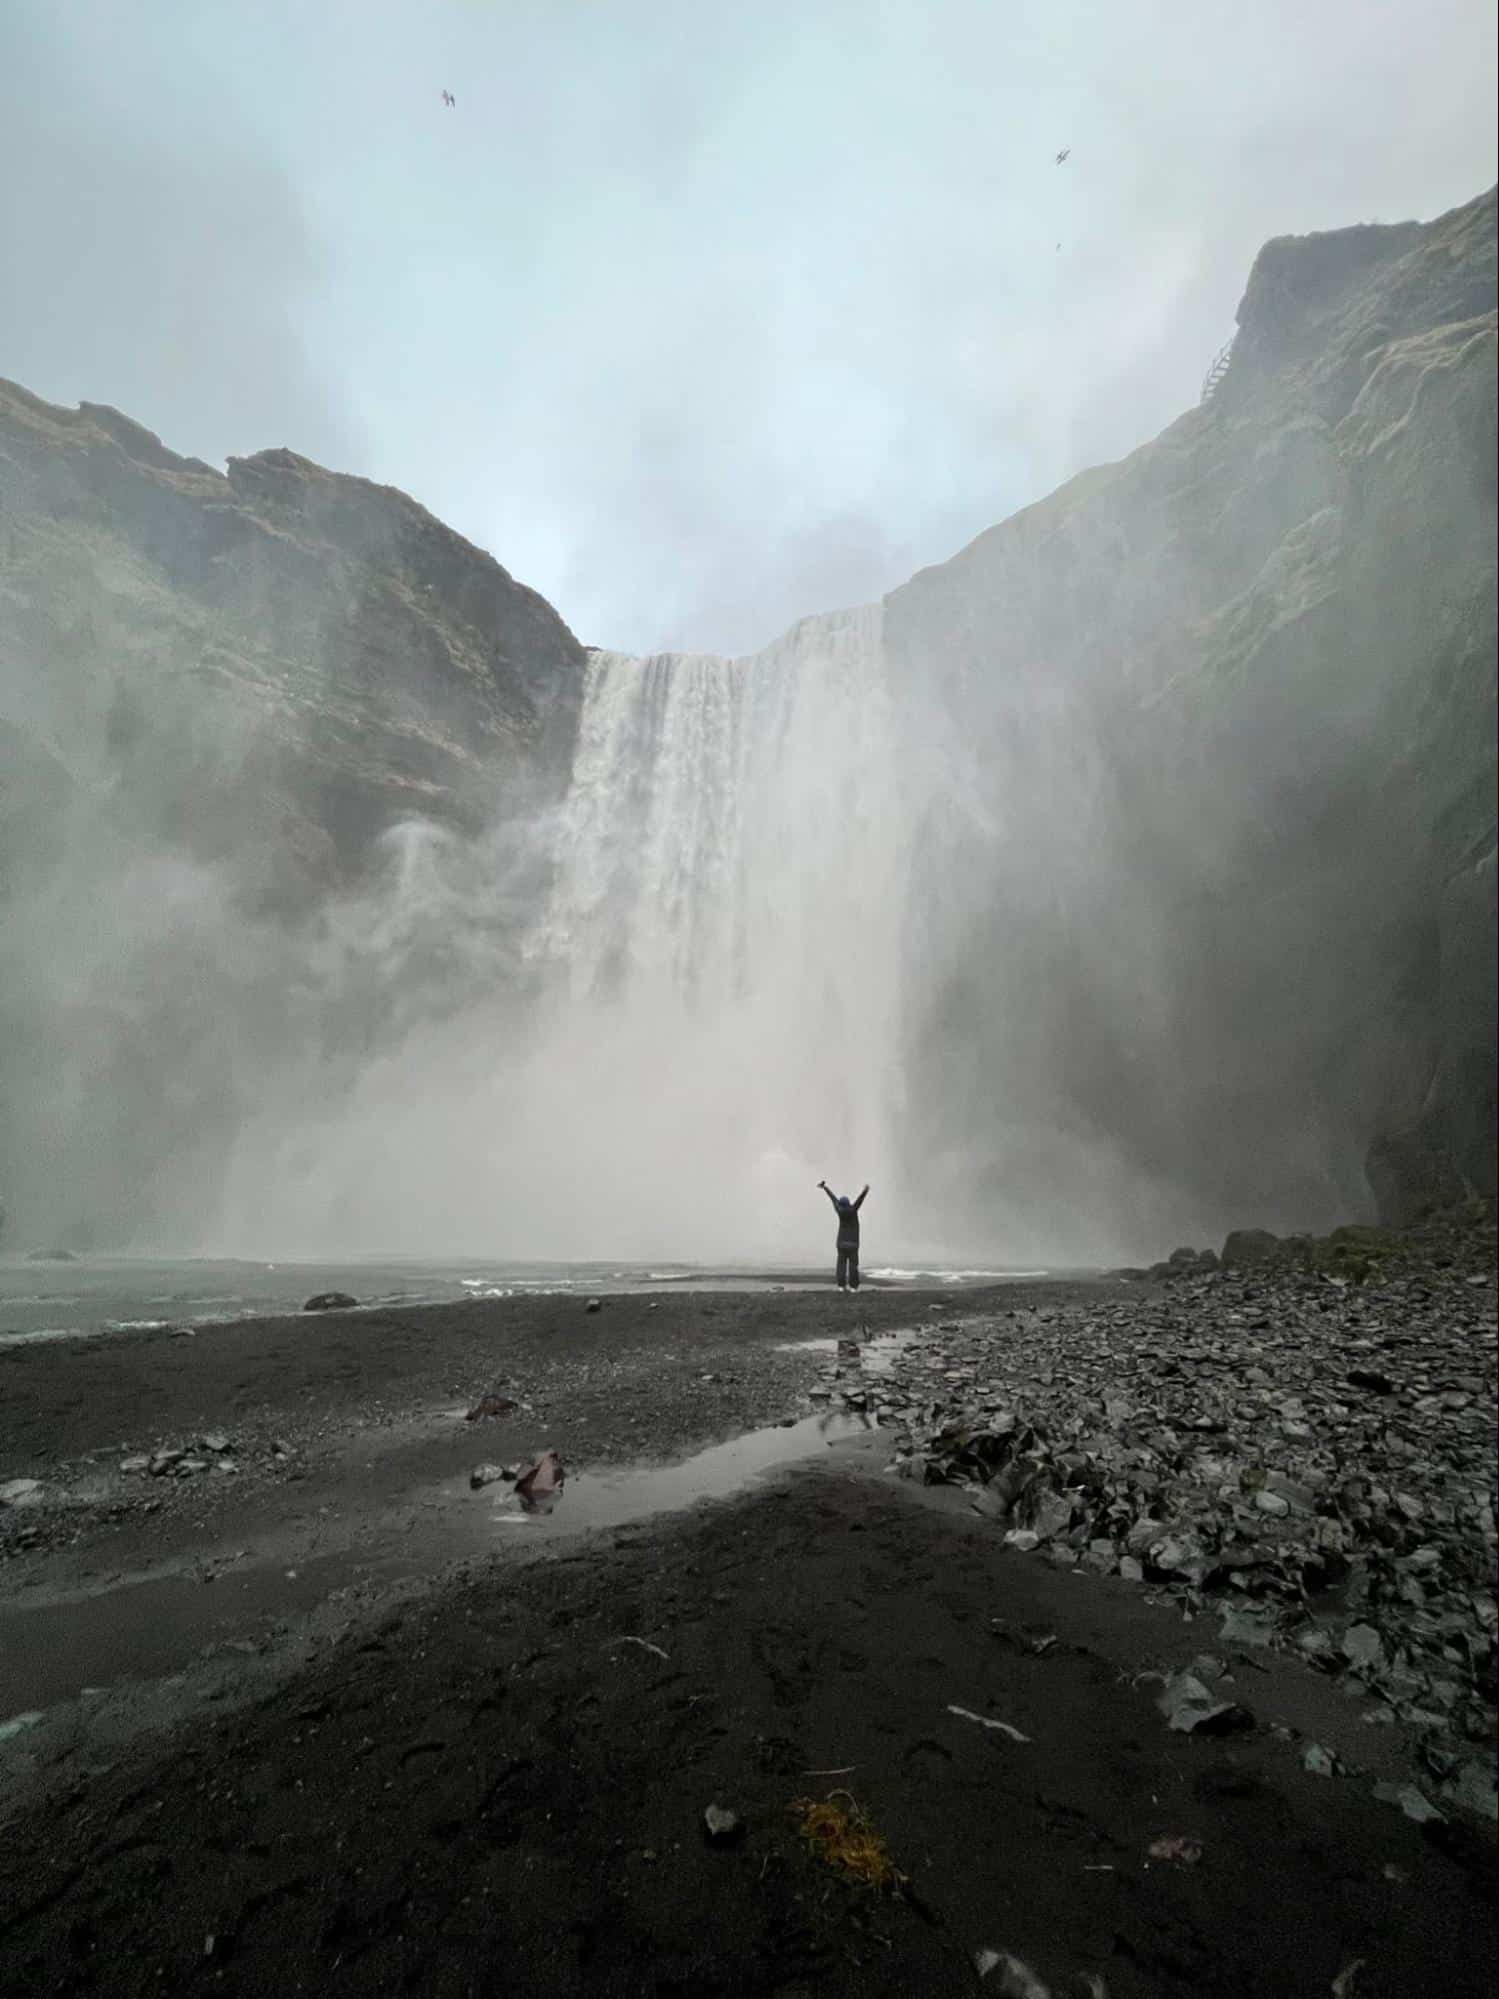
[847, 1226, 1495, 1813]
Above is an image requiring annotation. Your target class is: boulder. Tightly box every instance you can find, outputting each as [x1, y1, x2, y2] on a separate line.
[303, 1291, 358, 1312]
[1221, 1229, 1280, 1267]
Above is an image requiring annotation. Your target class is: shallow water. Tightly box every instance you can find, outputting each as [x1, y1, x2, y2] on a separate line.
[0, 1256, 1035, 1346]
[0, 1256, 686, 1346]
[459, 1407, 878, 1538]
[0, 1408, 885, 1712]
[772, 1326, 923, 1374]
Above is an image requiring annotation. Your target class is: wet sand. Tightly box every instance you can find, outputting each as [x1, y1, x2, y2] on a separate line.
[2, 1279, 1494, 1995]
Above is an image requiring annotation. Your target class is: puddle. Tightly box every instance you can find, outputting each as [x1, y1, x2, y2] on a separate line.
[0, 1409, 882, 1715]
[773, 1327, 922, 1376]
[462, 1408, 877, 1536]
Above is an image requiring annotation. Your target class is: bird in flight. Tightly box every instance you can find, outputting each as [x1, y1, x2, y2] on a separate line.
[441, 89, 456, 108]
[1055, 147, 1070, 164]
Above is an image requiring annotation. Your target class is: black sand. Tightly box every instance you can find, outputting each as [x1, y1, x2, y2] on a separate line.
[1, 1283, 1494, 1996]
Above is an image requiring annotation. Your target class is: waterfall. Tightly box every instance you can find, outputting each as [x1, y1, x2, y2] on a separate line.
[529, 603, 910, 1257]
[211, 604, 912, 1262]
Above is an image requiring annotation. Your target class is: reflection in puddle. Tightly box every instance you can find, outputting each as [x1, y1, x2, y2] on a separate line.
[479, 1408, 875, 1533]
[773, 1326, 922, 1375]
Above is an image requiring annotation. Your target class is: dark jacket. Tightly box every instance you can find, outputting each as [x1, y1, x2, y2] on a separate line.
[823, 1186, 867, 1248]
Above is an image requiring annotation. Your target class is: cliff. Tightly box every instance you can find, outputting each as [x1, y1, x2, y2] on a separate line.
[1, 188, 1492, 1255]
[0, 386, 586, 1247]
[887, 187, 1496, 1233]
[0, 381, 586, 906]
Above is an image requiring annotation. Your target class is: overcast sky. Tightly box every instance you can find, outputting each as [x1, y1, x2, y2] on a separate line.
[3, 1, 1494, 655]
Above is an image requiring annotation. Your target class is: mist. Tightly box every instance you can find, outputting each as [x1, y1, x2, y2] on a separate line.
[1, 4, 1494, 1271]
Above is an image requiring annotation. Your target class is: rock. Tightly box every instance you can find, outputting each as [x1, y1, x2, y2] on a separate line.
[1219, 1606, 1278, 1648]
[1167, 1246, 1220, 1275]
[469, 1463, 512, 1491]
[1125, 1517, 1168, 1556]
[1302, 1743, 1341, 1777]
[514, 1448, 566, 1513]
[585, 1297, 603, 1314]
[1222, 1230, 1280, 1268]
[1147, 1534, 1210, 1584]
[0, 1478, 43, 1506]
[1373, 1781, 1445, 1824]
[1441, 1756, 1499, 1823]
[119, 1455, 150, 1474]
[303, 1292, 358, 1312]
[702, 1803, 742, 1844]
[1342, 1624, 1386, 1673]
[1028, 1491, 1074, 1543]
[1159, 1670, 1255, 1735]
[1346, 1368, 1395, 1394]
[201, 1433, 231, 1453]
[868, 1217, 1496, 1778]
[987, 1956, 1052, 1998]
[465, 1392, 519, 1422]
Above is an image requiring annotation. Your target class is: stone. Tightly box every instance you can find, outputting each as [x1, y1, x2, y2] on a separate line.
[1222, 1230, 1280, 1268]
[1346, 1368, 1395, 1395]
[303, 1292, 358, 1312]
[201, 1433, 231, 1453]
[1302, 1743, 1341, 1777]
[1158, 1670, 1254, 1735]
[119, 1455, 150, 1474]
[1373, 1782, 1445, 1824]
[0, 1478, 43, 1506]
[702, 1803, 742, 1843]
[1341, 1624, 1386, 1673]
[1029, 1492, 1074, 1543]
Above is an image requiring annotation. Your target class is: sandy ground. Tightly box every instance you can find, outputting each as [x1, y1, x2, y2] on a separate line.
[1, 1281, 1494, 1996]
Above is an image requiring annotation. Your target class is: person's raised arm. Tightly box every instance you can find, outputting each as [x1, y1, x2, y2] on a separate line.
[853, 1185, 869, 1209]
[817, 1181, 840, 1211]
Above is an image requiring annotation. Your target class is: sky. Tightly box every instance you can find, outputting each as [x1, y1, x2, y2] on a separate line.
[2, 1, 1495, 656]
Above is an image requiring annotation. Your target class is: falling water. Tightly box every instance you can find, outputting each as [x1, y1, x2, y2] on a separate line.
[532, 604, 912, 1256]
[212, 604, 913, 1262]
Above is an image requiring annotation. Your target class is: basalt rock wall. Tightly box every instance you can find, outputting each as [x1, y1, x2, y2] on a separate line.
[0, 381, 586, 1246]
[886, 187, 1496, 1237]
[0, 379, 586, 908]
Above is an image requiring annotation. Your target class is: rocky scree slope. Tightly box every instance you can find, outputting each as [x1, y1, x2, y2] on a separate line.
[890, 187, 1496, 1233]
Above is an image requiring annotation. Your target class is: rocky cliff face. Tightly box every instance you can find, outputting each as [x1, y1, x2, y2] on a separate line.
[0, 381, 585, 905]
[0, 384, 586, 1246]
[887, 187, 1496, 1235]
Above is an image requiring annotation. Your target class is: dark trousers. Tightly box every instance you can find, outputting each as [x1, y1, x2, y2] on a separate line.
[836, 1245, 860, 1289]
